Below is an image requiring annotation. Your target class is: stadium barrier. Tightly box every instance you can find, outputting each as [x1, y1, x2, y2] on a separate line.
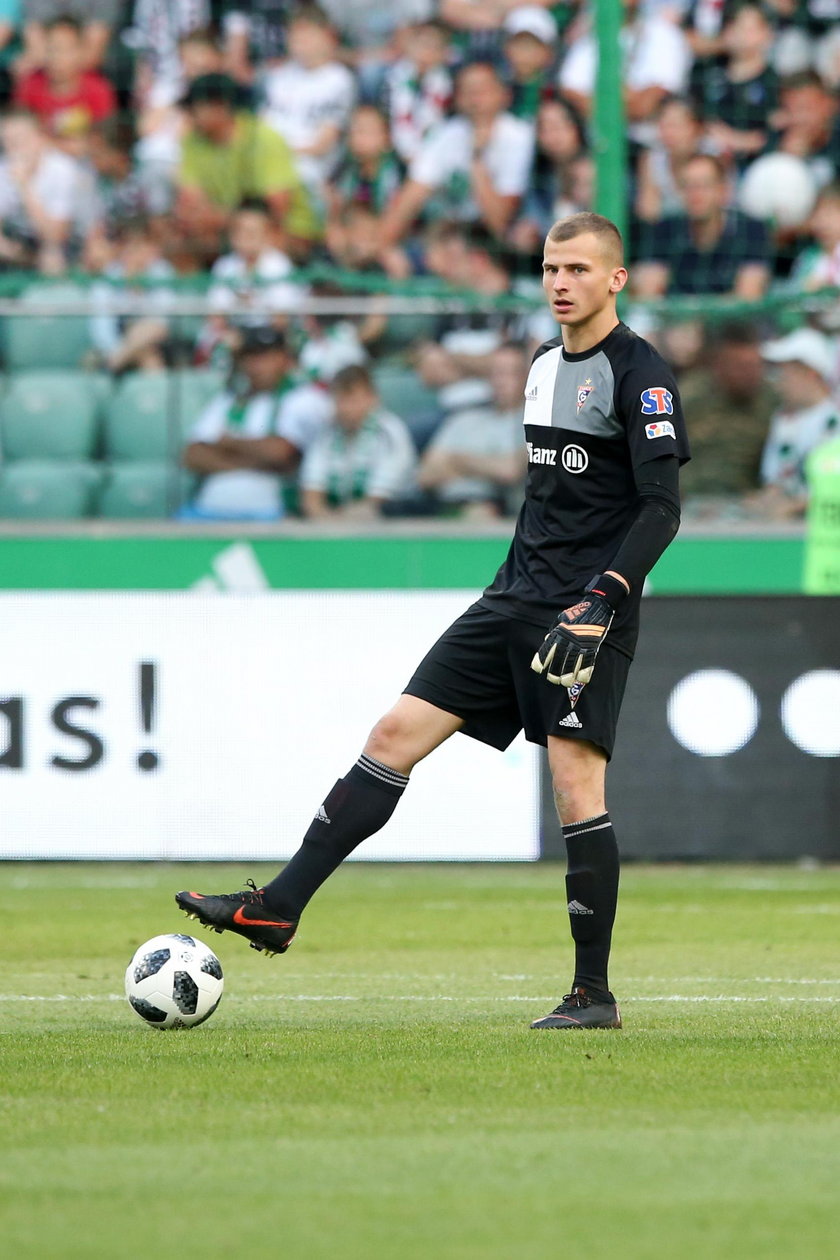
[0, 540, 836, 862]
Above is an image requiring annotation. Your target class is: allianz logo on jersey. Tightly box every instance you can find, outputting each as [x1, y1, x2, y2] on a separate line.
[527, 442, 589, 473]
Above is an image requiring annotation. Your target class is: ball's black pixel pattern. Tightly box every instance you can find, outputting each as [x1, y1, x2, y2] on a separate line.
[200, 955, 223, 980]
[172, 970, 199, 1015]
[133, 948, 170, 983]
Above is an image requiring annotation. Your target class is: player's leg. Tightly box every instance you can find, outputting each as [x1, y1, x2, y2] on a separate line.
[176, 696, 462, 953]
[530, 736, 622, 1029]
[257, 695, 462, 916]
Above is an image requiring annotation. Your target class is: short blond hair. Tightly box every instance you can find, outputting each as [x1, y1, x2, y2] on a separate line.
[547, 213, 624, 265]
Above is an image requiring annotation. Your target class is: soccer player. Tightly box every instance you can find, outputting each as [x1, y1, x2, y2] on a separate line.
[177, 211, 690, 1030]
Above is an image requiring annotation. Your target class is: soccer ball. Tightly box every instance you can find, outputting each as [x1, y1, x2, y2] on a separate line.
[125, 933, 224, 1030]
[738, 153, 817, 228]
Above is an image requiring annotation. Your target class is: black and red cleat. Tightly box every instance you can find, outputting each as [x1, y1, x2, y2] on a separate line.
[175, 880, 297, 957]
[530, 986, 622, 1030]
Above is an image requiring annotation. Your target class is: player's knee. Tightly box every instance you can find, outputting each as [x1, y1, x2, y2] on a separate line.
[552, 775, 604, 826]
[365, 710, 416, 771]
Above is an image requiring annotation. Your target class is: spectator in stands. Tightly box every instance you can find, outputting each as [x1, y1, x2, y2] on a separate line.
[501, 6, 558, 120]
[693, 3, 777, 163]
[383, 18, 452, 164]
[328, 105, 404, 219]
[510, 95, 588, 250]
[750, 327, 840, 517]
[131, 0, 211, 116]
[221, 1, 296, 83]
[181, 325, 332, 520]
[380, 60, 535, 247]
[325, 202, 411, 281]
[414, 221, 516, 420]
[559, 0, 691, 140]
[439, 0, 563, 64]
[635, 95, 706, 223]
[0, 108, 89, 271]
[14, 14, 116, 156]
[260, 5, 356, 199]
[175, 72, 320, 265]
[19, 0, 119, 73]
[134, 28, 223, 221]
[678, 322, 777, 501]
[681, 0, 735, 64]
[633, 153, 772, 297]
[793, 181, 840, 291]
[198, 198, 304, 365]
[417, 341, 528, 518]
[297, 304, 370, 385]
[88, 215, 176, 373]
[84, 114, 169, 269]
[770, 71, 840, 191]
[317, 1, 437, 100]
[300, 364, 417, 519]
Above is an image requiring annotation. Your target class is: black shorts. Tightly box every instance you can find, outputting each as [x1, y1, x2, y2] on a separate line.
[404, 601, 631, 759]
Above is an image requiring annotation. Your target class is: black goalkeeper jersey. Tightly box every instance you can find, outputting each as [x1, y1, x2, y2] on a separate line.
[481, 321, 690, 657]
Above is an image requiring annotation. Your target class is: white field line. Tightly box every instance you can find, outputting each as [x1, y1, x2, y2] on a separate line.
[2, 993, 840, 1004]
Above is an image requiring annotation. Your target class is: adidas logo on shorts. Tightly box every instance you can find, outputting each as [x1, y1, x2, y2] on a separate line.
[558, 711, 583, 729]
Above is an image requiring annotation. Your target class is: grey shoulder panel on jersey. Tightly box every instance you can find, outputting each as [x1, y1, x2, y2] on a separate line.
[551, 350, 623, 439]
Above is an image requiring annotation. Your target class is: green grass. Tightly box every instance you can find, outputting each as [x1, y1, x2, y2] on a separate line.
[2, 862, 840, 1259]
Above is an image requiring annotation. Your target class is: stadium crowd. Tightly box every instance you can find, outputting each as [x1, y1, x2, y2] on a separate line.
[0, 0, 837, 522]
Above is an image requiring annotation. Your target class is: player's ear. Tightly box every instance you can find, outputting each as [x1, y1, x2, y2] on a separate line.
[610, 267, 629, 294]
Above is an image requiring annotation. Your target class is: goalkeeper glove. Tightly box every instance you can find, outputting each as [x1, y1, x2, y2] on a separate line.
[530, 574, 627, 688]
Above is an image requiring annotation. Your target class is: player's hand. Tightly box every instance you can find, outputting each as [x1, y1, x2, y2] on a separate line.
[530, 577, 620, 687]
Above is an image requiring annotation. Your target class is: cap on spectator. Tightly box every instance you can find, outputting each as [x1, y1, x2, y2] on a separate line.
[238, 327, 289, 355]
[761, 328, 835, 382]
[502, 5, 558, 44]
[182, 73, 243, 110]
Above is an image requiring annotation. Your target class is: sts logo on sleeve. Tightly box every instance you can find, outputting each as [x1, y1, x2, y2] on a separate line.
[640, 387, 673, 416]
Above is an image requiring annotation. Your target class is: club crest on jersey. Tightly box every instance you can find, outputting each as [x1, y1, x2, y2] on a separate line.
[645, 420, 677, 440]
[640, 387, 673, 416]
[576, 378, 593, 412]
[567, 681, 585, 710]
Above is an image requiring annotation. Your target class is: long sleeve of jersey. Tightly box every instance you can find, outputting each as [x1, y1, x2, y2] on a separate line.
[606, 454, 681, 594]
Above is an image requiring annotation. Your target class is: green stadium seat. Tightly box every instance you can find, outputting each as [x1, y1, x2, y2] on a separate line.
[0, 460, 102, 518]
[98, 461, 191, 518]
[0, 371, 101, 460]
[2, 284, 92, 369]
[373, 364, 439, 423]
[104, 370, 220, 460]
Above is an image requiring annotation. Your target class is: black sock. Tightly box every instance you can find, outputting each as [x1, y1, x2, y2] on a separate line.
[563, 813, 619, 1002]
[260, 754, 409, 919]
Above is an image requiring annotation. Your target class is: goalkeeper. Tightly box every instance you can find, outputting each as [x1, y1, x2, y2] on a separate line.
[177, 212, 690, 1030]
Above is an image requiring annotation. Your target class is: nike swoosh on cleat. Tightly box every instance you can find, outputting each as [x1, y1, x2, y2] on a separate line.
[232, 906, 294, 929]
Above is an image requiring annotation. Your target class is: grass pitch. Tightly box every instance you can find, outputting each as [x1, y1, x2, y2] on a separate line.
[2, 862, 840, 1260]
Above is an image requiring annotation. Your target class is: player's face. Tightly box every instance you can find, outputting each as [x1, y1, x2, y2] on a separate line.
[541, 233, 626, 327]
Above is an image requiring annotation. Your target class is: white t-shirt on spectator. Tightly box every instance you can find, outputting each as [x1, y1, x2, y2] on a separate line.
[207, 248, 306, 321]
[426, 404, 523, 504]
[190, 381, 332, 517]
[0, 148, 87, 235]
[559, 17, 691, 140]
[260, 59, 356, 188]
[409, 112, 535, 221]
[301, 408, 417, 503]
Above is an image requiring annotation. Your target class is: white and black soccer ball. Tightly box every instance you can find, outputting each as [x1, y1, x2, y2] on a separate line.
[125, 933, 224, 1030]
